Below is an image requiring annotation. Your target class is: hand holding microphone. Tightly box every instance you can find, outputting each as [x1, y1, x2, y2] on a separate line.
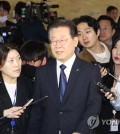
[1, 96, 48, 119]
[94, 63, 120, 82]
[94, 81, 117, 100]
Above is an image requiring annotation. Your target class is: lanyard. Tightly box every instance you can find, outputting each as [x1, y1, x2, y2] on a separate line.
[10, 89, 17, 134]
[12, 89, 17, 106]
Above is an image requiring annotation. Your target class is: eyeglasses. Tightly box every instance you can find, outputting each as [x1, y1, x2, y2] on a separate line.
[100, 26, 112, 31]
[49, 37, 72, 46]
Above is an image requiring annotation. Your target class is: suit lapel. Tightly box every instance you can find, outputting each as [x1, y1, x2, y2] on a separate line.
[47, 59, 60, 105]
[62, 57, 82, 103]
[0, 79, 12, 108]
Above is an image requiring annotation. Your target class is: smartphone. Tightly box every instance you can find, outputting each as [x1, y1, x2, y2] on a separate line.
[22, 98, 33, 109]
[95, 81, 116, 98]
[95, 81, 110, 92]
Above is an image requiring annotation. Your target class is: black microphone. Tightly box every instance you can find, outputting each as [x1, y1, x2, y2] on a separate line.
[94, 62, 119, 82]
[30, 96, 48, 105]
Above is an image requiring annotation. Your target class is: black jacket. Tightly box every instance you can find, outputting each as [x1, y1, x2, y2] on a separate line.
[0, 75, 33, 134]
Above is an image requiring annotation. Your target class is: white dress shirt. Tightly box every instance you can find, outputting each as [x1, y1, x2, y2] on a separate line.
[5, 82, 17, 105]
[56, 54, 76, 87]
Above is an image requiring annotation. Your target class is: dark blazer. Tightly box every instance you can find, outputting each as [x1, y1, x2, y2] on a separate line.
[28, 57, 102, 134]
[0, 75, 33, 134]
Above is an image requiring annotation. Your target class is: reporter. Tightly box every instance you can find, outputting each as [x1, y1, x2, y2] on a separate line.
[20, 40, 48, 81]
[0, 45, 33, 134]
[101, 36, 120, 106]
[96, 36, 120, 134]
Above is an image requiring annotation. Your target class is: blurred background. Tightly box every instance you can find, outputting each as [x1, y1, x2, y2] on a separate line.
[9, 0, 120, 22]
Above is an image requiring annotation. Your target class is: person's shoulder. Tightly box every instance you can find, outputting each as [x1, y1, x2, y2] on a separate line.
[6, 20, 21, 31]
[18, 75, 34, 97]
[76, 56, 99, 71]
[18, 74, 33, 85]
[37, 58, 56, 71]
[78, 48, 87, 55]
[77, 49, 87, 59]
[6, 20, 16, 26]
[77, 56, 92, 65]
[77, 49, 95, 63]
[101, 41, 111, 50]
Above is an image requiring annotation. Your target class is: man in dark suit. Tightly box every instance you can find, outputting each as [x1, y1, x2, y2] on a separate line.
[27, 18, 102, 134]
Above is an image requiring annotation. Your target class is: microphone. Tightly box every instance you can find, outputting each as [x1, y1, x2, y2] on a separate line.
[30, 96, 48, 105]
[0, 96, 48, 119]
[94, 62, 120, 82]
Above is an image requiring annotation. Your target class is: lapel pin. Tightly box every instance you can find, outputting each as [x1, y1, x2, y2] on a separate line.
[76, 69, 79, 71]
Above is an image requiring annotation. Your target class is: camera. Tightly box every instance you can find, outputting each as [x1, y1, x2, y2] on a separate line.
[21, 0, 59, 24]
[0, 26, 17, 43]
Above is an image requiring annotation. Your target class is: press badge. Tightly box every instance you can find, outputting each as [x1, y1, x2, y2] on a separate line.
[110, 110, 118, 132]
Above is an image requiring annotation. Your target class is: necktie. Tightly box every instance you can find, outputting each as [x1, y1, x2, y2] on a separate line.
[59, 64, 67, 102]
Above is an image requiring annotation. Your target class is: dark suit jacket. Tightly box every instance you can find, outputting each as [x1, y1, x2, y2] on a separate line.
[0, 75, 33, 134]
[28, 57, 102, 134]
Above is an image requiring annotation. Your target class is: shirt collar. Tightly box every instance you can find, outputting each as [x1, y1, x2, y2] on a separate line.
[57, 54, 76, 69]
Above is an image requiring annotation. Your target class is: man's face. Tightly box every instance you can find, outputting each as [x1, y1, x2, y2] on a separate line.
[99, 20, 115, 44]
[0, 7, 9, 16]
[77, 22, 99, 49]
[107, 9, 118, 21]
[49, 26, 78, 63]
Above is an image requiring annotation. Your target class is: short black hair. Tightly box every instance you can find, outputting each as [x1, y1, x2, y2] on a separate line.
[47, 18, 78, 39]
[98, 15, 116, 29]
[0, 0, 11, 12]
[106, 6, 118, 13]
[15, 1, 26, 16]
[20, 40, 48, 62]
[73, 15, 99, 34]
